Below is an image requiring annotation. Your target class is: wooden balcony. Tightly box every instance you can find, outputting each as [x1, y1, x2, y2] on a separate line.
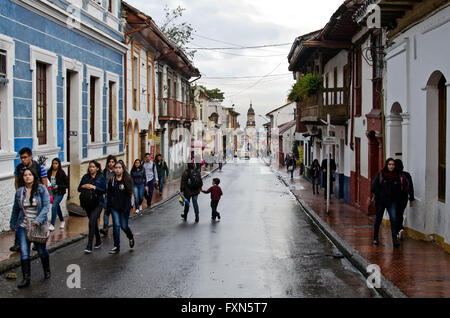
[299, 87, 348, 125]
[159, 98, 196, 121]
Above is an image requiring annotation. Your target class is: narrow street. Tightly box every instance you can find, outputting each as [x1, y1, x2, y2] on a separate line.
[0, 161, 377, 298]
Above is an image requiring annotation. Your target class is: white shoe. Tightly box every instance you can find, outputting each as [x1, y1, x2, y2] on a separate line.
[48, 224, 55, 231]
[135, 209, 140, 214]
[59, 221, 65, 229]
[398, 229, 404, 240]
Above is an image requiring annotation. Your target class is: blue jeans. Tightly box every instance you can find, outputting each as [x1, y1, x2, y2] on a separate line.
[144, 179, 155, 207]
[111, 208, 133, 249]
[134, 184, 145, 208]
[17, 226, 49, 260]
[183, 194, 199, 216]
[51, 193, 65, 226]
[159, 176, 165, 193]
[103, 197, 111, 228]
[374, 201, 398, 242]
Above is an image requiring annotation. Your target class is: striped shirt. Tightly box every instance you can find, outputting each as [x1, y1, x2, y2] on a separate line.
[14, 161, 47, 181]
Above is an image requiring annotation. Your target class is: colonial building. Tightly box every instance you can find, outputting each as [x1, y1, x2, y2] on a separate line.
[0, 0, 126, 228]
[356, 0, 450, 250]
[120, 2, 200, 179]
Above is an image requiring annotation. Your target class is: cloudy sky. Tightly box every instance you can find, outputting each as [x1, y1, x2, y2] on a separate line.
[126, 0, 345, 128]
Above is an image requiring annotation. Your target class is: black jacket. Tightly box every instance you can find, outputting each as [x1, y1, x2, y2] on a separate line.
[107, 176, 132, 213]
[398, 171, 415, 204]
[47, 169, 69, 195]
[371, 171, 401, 206]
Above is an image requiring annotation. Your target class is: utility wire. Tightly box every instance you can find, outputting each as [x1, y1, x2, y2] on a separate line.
[201, 73, 291, 79]
[186, 43, 291, 50]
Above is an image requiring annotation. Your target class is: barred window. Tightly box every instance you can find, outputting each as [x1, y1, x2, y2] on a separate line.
[36, 62, 47, 145]
[0, 50, 6, 78]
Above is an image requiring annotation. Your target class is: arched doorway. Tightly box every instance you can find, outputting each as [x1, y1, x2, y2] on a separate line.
[386, 102, 403, 160]
[126, 121, 133, 170]
[425, 71, 447, 233]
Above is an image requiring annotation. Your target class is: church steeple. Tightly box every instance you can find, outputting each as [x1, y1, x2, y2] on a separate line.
[246, 102, 255, 128]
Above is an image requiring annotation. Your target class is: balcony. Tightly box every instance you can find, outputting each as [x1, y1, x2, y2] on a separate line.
[299, 87, 348, 125]
[159, 98, 196, 121]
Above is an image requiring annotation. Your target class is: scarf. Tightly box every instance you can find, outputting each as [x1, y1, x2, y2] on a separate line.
[382, 170, 398, 180]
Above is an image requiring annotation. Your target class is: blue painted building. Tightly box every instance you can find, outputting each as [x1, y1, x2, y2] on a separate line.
[0, 0, 127, 230]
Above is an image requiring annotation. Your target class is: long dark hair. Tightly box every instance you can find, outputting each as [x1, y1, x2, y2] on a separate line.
[312, 159, 319, 167]
[383, 158, 396, 173]
[86, 160, 102, 178]
[131, 159, 143, 172]
[48, 157, 63, 176]
[115, 160, 133, 196]
[22, 167, 39, 204]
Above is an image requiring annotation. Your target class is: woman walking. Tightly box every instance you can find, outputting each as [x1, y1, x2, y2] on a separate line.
[311, 159, 321, 195]
[47, 158, 69, 231]
[78, 160, 106, 254]
[130, 159, 145, 213]
[10, 168, 51, 288]
[107, 161, 135, 254]
[370, 158, 401, 248]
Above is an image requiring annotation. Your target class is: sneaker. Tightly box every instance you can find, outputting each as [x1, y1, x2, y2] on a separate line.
[9, 245, 20, 252]
[398, 229, 404, 241]
[373, 239, 379, 246]
[84, 248, 92, 254]
[135, 209, 140, 214]
[94, 241, 102, 249]
[129, 238, 135, 248]
[195, 215, 199, 223]
[48, 224, 55, 231]
[59, 221, 65, 229]
[217, 212, 221, 220]
[181, 214, 187, 221]
[109, 247, 119, 254]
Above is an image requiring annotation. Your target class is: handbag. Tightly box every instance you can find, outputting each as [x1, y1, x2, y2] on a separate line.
[19, 189, 50, 244]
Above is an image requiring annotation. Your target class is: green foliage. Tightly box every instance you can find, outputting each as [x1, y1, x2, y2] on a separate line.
[287, 73, 324, 102]
[192, 85, 225, 102]
[161, 6, 196, 59]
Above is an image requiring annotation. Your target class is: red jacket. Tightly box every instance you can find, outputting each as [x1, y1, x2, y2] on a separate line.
[202, 185, 223, 201]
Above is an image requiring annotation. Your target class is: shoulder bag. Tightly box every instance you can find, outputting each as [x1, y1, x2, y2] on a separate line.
[19, 189, 49, 244]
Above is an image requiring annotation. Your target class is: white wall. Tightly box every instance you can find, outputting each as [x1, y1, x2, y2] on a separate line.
[385, 5, 450, 244]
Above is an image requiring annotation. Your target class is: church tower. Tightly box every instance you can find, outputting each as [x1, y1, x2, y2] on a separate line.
[246, 103, 256, 128]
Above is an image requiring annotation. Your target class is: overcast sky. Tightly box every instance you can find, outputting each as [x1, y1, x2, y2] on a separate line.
[126, 0, 345, 128]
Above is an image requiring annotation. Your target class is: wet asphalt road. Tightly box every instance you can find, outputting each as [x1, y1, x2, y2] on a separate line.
[0, 159, 378, 298]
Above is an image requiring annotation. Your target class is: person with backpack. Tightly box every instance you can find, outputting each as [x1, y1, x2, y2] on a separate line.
[370, 158, 401, 248]
[143, 153, 158, 208]
[78, 160, 106, 254]
[201, 178, 223, 221]
[100, 155, 116, 236]
[130, 159, 146, 213]
[107, 161, 135, 254]
[394, 159, 415, 241]
[155, 154, 169, 195]
[180, 163, 203, 222]
[10, 168, 51, 288]
[10, 148, 48, 253]
[311, 159, 321, 195]
[47, 158, 69, 231]
[287, 155, 296, 180]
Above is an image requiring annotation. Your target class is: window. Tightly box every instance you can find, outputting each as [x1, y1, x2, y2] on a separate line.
[438, 75, 447, 202]
[157, 71, 162, 108]
[90, 76, 96, 142]
[354, 47, 362, 117]
[174, 77, 177, 100]
[108, 0, 113, 13]
[36, 62, 47, 145]
[109, 81, 113, 139]
[132, 56, 138, 110]
[167, 73, 172, 99]
[0, 50, 6, 78]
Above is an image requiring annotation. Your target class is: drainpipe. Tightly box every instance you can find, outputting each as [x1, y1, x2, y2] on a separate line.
[350, 47, 355, 151]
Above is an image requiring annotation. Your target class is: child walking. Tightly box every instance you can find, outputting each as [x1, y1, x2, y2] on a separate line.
[202, 178, 223, 221]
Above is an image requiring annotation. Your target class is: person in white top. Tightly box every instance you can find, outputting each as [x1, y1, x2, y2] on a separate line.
[142, 153, 159, 208]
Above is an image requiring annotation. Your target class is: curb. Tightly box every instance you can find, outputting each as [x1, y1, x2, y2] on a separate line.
[273, 167, 407, 298]
[0, 165, 222, 275]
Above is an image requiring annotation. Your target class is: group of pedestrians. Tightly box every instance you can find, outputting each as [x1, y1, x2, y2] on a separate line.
[8, 147, 169, 288]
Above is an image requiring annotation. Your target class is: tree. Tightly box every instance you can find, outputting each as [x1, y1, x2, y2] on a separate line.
[191, 85, 225, 102]
[160, 5, 196, 59]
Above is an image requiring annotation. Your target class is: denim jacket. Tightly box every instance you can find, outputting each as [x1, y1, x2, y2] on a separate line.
[10, 185, 50, 230]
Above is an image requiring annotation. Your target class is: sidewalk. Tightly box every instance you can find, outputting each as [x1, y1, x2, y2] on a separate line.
[0, 166, 218, 265]
[270, 160, 450, 298]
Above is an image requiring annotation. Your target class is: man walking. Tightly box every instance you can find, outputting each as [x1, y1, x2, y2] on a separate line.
[143, 153, 158, 208]
[155, 154, 169, 195]
[180, 163, 203, 222]
[321, 157, 336, 200]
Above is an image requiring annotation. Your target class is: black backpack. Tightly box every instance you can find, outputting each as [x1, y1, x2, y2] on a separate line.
[79, 177, 99, 211]
[187, 169, 203, 189]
